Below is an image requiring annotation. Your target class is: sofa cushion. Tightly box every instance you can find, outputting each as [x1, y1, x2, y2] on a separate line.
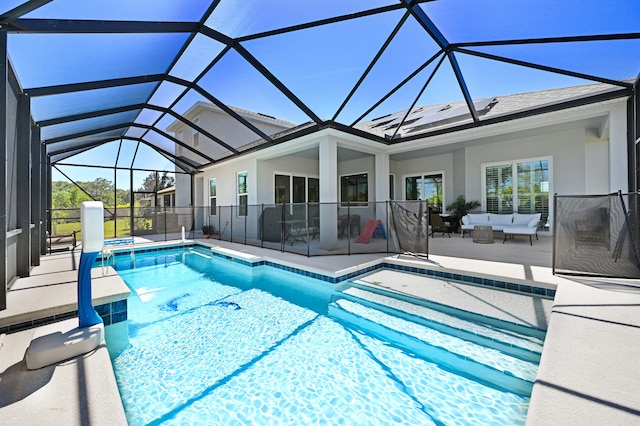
[465, 213, 489, 224]
[528, 217, 541, 228]
[513, 213, 540, 226]
[488, 213, 513, 226]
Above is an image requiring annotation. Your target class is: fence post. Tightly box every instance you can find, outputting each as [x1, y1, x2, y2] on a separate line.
[386, 201, 389, 253]
[260, 204, 264, 248]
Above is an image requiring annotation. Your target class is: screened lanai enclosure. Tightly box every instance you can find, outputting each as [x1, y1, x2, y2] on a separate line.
[1, 0, 639, 308]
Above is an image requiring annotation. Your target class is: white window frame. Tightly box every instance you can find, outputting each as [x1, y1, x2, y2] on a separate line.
[237, 171, 248, 217]
[402, 171, 445, 211]
[209, 178, 217, 216]
[273, 172, 319, 204]
[193, 117, 200, 147]
[339, 172, 369, 208]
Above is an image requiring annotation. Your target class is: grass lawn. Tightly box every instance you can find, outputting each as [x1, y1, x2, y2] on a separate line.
[52, 218, 133, 238]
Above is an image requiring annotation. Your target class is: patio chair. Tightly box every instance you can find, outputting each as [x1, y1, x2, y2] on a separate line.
[430, 213, 451, 238]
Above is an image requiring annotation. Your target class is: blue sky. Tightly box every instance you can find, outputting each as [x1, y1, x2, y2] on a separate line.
[8, 0, 638, 182]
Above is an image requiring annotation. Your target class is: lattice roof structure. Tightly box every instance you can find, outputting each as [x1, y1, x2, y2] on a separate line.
[4, 0, 639, 174]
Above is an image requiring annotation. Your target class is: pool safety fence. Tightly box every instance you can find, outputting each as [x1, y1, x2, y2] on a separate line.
[553, 191, 640, 278]
[49, 201, 436, 257]
[195, 201, 432, 257]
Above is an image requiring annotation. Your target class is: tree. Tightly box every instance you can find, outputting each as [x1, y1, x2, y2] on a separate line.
[138, 171, 175, 192]
[158, 171, 175, 190]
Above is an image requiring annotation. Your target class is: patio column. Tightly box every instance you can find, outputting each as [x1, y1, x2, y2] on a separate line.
[319, 136, 338, 250]
[609, 104, 628, 193]
[375, 152, 389, 200]
[16, 92, 31, 277]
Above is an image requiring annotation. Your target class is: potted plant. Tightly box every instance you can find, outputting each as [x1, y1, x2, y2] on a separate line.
[446, 196, 481, 232]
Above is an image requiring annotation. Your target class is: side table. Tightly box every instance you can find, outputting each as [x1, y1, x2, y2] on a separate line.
[473, 225, 494, 244]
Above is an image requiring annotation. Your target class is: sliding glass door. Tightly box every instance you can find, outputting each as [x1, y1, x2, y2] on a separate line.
[405, 173, 443, 211]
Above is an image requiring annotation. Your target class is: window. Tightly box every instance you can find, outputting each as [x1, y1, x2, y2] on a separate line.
[193, 117, 200, 147]
[307, 178, 319, 203]
[237, 171, 248, 216]
[485, 164, 513, 213]
[209, 178, 217, 215]
[405, 173, 443, 211]
[274, 174, 290, 204]
[274, 174, 319, 204]
[293, 176, 306, 203]
[340, 173, 368, 206]
[484, 157, 550, 224]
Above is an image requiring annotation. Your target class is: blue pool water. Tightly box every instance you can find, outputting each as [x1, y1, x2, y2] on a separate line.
[105, 246, 545, 425]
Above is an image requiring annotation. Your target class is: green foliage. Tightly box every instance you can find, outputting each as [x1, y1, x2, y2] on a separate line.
[446, 195, 481, 230]
[138, 171, 175, 192]
[53, 218, 132, 238]
[52, 178, 131, 209]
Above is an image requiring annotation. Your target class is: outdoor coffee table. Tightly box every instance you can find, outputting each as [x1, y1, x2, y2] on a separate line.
[472, 225, 494, 244]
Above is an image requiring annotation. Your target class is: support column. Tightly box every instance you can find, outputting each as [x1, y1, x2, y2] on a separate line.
[609, 103, 629, 193]
[374, 152, 390, 241]
[31, 124, 41, 266]
[16, 93, 31, 276]
[319, 137, 338, 250]
[375, 151, 390, 206]
[632, 78, 639, 193]
[0, 31, 7, 310]
[39, 142, 47, 255]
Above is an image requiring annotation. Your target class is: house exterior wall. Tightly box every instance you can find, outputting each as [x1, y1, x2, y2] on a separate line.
[200, 157, 256, 207]
[464, 128, 583, 202]
[585, 130, 610, 195]
[176, 96, 630, 238]
[168, 103, 294, 164]
[175, 174, 191, 207]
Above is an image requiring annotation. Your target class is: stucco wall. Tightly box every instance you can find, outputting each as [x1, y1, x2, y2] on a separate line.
[199, 157, 256, 207]
[464, 128, 586, 203]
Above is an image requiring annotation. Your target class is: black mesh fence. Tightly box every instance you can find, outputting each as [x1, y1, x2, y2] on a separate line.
[48, 201, 433, 257]
[194, 201, 431, 257]
[554, 192, 640, 278]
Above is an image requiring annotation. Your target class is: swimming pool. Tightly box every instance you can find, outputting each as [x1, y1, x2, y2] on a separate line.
[105, 245, 545, 425]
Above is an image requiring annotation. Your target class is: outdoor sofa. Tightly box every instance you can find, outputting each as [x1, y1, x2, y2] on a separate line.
[461, 213, 541, 244]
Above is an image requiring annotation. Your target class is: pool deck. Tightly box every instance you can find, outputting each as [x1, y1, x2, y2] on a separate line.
[1, 234, 639, 424]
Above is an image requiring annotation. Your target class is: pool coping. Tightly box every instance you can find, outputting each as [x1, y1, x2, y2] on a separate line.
[110, 241, 556, 300]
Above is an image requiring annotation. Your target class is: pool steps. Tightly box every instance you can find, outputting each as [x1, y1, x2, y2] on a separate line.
[336, 285, 544, 362]
[328, 299, 534, 397]
[329, 283, 545, 397]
